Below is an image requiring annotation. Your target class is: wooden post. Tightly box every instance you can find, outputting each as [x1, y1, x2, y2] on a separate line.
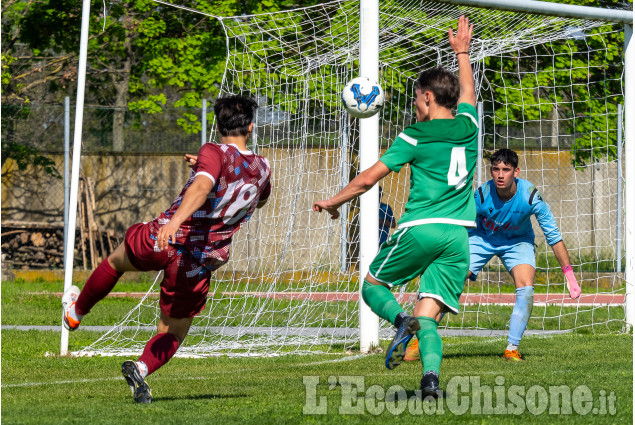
[84, 177, 98, 269]
[78, 178, 88, 270]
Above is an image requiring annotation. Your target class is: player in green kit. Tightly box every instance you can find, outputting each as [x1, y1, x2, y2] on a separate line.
[313, 16, 477, 397]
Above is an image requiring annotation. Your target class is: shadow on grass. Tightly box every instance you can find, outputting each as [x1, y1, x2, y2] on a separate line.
[443, 351, 502, 359]
[401, 389, 448, 400]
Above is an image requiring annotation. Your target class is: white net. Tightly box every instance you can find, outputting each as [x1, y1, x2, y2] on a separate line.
[77, 0, 626, 357]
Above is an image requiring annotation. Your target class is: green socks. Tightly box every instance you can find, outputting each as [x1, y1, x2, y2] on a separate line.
[416, 316, 443, 375]
[361, 280, 405, 325]
[360, 281, 443, 374]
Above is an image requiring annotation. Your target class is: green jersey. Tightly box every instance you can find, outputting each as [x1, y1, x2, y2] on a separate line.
[380, 102, 479, 229]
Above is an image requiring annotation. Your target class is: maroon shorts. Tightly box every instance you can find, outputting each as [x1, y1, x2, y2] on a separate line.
[124, 222, 211, 319]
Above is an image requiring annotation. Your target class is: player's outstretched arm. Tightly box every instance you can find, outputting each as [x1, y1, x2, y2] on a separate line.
[551, 240, 581, 299]
[448, 15, 475, 107]
[313, 161, 391, 219]
[157, 175, 214, 250]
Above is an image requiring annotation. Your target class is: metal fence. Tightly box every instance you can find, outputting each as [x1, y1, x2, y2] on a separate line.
[1, 101, 625, 272]
[1, 104, 204, 154]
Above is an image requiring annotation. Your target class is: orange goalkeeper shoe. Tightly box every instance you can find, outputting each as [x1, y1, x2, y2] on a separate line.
[403, 338, 420, 361]
[502, 349, 524, 362]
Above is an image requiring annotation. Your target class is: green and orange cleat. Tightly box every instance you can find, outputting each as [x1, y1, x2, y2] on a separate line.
[502, 349, 524, 362]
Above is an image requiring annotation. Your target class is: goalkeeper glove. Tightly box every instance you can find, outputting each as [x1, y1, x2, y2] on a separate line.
[562, 265, 581, 299]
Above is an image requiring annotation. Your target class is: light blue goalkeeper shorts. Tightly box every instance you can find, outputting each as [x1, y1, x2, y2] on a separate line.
[468, 234, 535, 281]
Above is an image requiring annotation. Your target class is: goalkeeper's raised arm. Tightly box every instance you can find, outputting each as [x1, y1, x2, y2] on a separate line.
[448, 15, 475, 107]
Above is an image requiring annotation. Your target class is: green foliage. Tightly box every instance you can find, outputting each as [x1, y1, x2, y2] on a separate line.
[3, 0, 322, 137]
[483, 22, 624, 167]
[1, 53, 17, 87]
[2, 0, 629, 152]
[1, 142, 62, 182]
[128, 93, 167, 114]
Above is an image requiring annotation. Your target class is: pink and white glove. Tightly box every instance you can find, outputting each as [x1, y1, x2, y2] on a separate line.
[562, 265, 581, 299]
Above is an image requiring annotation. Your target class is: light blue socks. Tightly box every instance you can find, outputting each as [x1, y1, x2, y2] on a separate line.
[507, 286, 534, 348]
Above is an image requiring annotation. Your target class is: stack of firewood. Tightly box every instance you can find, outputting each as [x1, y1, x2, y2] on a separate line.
[1, 222, 66, 268]
[2, 177, 121, 270]
[1, 221, 120, 270]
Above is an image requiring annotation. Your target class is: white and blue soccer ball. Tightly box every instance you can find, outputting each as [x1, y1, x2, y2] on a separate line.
[341, 76, 385, 118]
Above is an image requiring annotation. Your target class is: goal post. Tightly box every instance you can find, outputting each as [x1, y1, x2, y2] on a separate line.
[358, 0, 380, 353]
[69, 0, 633, 357]
[623, 21, 634, 328]
[60, 0, 92, 356]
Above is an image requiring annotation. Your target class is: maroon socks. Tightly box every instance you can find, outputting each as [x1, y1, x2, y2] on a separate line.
[138, 333, 180, 376]
[75, 259, 123, 316]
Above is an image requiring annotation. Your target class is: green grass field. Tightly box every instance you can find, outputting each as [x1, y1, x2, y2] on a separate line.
[1, 279, 632, 424]
[2, 279, 625, 332]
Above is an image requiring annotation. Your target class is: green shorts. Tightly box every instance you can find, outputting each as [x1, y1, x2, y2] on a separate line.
[367, 223, 469, 314]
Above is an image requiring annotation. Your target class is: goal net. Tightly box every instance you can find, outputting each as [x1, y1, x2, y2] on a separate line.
[76, 0, 627, 357]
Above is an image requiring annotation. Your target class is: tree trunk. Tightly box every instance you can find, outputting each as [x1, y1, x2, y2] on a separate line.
[551, 104, 559, 148]
[112, 105, 126, 151]
[111, 17, 133, 152]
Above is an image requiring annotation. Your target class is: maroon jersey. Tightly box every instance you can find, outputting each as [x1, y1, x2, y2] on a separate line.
[150, 143, 271, 268]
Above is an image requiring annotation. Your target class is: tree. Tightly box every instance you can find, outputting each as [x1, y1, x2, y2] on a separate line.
[1, 0, 72, 178]
[2, 0, 627, 160]
[2, 0, 323, 151]
[481, 0, 631, 166]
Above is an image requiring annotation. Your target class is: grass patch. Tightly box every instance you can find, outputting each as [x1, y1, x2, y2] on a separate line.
[1, 277, 631, 423]
[1, 330, 631, 424]
[2, 280, 625, 332]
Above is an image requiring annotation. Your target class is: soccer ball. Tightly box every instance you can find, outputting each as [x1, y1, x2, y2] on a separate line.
[341, 77, 384, 118]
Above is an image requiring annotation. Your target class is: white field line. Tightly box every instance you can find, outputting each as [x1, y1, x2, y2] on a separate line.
[1, 353, 369, 389]
[2, 332, 563, 389]
[2, 377, 122, 388]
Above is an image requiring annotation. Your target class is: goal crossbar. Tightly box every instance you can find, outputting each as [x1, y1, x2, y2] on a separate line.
[434, 0, 633, 24]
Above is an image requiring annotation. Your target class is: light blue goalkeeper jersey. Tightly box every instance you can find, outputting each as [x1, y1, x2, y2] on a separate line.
[468, 178, 562, 246]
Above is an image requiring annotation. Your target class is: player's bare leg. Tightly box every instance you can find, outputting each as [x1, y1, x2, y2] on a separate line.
[156, 313, 193, 343]
[510, 264, 534, 288]
[107, 243, 141, 273]
[504, 264, 535, 361]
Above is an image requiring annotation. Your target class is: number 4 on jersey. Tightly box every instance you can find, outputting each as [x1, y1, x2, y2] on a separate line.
[447, 147, 468, 189]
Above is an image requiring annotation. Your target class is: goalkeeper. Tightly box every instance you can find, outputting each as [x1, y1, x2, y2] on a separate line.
[314, 16, 477, 398]
[405, 148, 581, 363]
[61, 96, 271, 403]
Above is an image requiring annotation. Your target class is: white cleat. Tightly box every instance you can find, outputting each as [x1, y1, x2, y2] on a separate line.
[62, 285, 81, 331]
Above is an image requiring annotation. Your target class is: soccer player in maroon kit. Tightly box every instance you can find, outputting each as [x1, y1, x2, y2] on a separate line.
[62, 96, 271, 403]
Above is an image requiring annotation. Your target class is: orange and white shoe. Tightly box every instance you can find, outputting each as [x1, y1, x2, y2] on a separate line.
[403, 338, 420, 361]
[502, 349, 524, 362]
[62, 285, 81, 331]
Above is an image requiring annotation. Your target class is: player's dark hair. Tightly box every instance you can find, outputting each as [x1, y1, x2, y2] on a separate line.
[416, 67, 460, 109]
[214, 96, 258, 137]
[490, 148, 519, 168]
